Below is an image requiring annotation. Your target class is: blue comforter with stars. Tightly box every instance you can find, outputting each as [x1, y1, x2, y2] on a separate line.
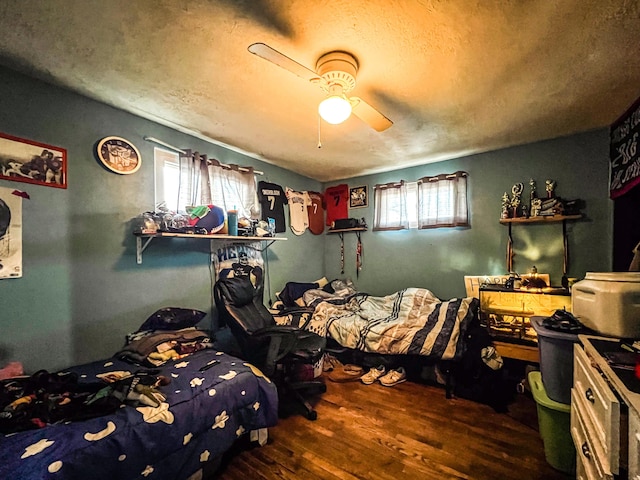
[0, 350, 278, 480]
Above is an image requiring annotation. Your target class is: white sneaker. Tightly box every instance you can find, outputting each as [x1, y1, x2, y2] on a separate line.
[379, 367, 407, 387]
[360, 365, 386, 385]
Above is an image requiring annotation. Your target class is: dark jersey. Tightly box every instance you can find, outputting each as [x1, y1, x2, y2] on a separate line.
[257, 181, 286, 233]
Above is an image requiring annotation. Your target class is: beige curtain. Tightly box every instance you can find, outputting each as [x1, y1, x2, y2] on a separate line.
[202, 160, 258, 219]
[417, 171, 469, 228]
[373, 181, 408, 231]
[177, 150, 258, 219]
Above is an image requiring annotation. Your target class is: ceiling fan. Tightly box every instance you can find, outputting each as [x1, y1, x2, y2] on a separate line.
[248, 42, 393, 132]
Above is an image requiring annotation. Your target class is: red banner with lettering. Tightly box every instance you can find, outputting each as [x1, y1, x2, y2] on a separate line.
[610, 95, 640, 199]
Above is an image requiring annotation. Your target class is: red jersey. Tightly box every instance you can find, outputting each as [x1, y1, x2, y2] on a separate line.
[324, 184, 349, 226]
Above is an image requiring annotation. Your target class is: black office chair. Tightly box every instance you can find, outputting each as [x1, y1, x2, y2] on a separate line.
[214, 275, 326, 420]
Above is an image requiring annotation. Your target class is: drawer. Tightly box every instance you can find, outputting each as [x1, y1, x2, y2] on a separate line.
[630, 410, 640, 480]
[576, 452, 589, 480]
[573, 344, 620, 474]
[571, 389, 614, 479]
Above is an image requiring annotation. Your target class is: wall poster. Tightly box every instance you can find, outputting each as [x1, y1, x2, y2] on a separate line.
[349, 185, 368, 208]
[0, 132, 67, 189]
[0, 186, 23, 279]
[610, 95, 640, 199]
[212, 241, 264, 289]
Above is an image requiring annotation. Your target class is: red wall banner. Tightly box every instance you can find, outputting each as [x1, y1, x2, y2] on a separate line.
[610, 95, 640, 199]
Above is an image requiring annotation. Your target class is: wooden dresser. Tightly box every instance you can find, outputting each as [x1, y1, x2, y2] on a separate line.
[573, 336, 640, 479]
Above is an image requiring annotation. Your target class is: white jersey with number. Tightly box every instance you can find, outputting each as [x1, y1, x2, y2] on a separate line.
[285, 188, 311, 236]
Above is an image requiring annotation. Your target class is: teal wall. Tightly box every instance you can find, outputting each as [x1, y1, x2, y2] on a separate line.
[0, 65, 614, 373]
[0, 66, 323, 372]
[323, 130, 613, 299]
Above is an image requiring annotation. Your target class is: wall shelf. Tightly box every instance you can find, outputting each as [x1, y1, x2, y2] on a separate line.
[326, 227, 367, 234]
[134, 232, 287, 264]
[499, 214, 581, 224]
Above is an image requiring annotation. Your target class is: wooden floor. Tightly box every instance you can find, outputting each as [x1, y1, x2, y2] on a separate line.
[215, 375, 573, 480]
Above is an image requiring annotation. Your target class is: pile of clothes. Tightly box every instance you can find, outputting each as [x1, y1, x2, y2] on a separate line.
[0, 369, 170, 434]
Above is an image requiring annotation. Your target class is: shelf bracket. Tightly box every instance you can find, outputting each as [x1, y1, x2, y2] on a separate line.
[339, 232, 345, 274]
[256, 239, 278, 252]
[506, 222, 513, 272]
[562, 219, 569, 282]
[136, 236, 155, 265]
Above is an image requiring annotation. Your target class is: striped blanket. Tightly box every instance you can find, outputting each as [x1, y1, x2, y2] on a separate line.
[308, 288, 478, 360]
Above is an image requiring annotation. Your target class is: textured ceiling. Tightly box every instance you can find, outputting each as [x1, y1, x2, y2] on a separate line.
[0, 1, 639, 181]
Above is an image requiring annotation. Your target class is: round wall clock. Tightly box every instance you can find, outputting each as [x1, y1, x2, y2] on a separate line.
[96, 136, 142, 174]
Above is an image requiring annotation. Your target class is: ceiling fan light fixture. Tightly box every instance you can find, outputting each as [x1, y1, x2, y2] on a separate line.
[318, 95, 352, 124]
[249, 43, 392, 131]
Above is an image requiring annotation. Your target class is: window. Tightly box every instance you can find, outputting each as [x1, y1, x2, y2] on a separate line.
[154, 148, 258, 218]
[417, 171, 468, 228]
[373, 181, 408, 231]
[201, 161, 258, 219]
[373, 171, 468, 230]
[154, 148, 181, 211]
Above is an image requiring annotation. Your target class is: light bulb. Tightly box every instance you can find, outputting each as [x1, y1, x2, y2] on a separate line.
[318, 95, 352, 124]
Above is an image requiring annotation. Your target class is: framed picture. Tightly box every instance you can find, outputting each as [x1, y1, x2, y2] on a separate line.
[349, 185, 368, 208]
[0, 133, 67, 189]
[96, 136, 142, 174]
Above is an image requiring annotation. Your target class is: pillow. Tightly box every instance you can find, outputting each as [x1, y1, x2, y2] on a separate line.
[313, 277, 329, 288]
[279, 282, 318, 307]
[138, 307, 207, 332]
[323, 281, 335, 293]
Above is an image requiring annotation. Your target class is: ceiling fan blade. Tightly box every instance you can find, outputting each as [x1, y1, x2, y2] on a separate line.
[248, 43, 320, 82]
[351, 97, 393, 132]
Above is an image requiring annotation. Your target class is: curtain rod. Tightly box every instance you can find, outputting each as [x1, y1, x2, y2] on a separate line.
[144, 136, 263, 175]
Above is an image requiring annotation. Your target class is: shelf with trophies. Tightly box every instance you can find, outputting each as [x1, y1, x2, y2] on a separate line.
[485, 179, 582, 362]
[499, 178, 582, 281]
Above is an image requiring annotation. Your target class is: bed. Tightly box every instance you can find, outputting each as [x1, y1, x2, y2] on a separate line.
[0, 310, 279, 480]
[301, 284, 478, 361]
[271, 280, 480, 397]
[295, 282, 516, 410]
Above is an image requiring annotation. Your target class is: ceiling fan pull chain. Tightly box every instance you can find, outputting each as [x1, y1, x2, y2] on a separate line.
[317, 115, 322, 148]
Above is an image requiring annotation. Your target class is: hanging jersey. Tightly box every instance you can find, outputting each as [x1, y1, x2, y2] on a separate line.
[285, 188, 311, 236]
[324, 183, 349, 226]
[257, 181, 286, 233]
[307, 191, 325, 235]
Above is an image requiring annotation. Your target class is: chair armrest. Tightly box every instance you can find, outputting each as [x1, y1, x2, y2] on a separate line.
[270, 307, 316, 329]
[251, 326, 301, 373]
[254, 325, 302, 336]
[282, 307, 316, 329]
[252, 325, 322, 376]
